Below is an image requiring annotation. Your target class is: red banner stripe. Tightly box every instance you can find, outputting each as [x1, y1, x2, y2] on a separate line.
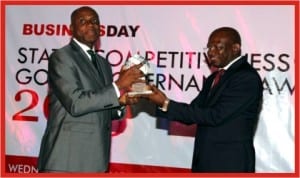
[5, 155, 190, 173]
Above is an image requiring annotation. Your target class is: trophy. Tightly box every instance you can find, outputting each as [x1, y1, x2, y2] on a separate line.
[124, 54, 152, 96]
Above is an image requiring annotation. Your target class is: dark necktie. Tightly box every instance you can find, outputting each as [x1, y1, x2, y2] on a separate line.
[212, 69, 225, 88]
[87, 50, 105, 81]
[87, 50, 99, 70]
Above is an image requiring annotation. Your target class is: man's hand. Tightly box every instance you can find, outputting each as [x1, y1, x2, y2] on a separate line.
[119, 93, 140, 106]
[115, 63, 144, 91]
[143, 84, 167, 107]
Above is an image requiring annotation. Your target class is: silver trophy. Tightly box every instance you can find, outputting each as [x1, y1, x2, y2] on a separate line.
[124, 54, 152, 96]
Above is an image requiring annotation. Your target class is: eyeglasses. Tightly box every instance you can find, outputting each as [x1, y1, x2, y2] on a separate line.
[203, 43, 225, 53]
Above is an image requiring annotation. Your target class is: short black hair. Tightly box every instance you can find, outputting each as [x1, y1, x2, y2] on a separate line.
[210, 27, 241, 45]
[70, 6, 99, 24]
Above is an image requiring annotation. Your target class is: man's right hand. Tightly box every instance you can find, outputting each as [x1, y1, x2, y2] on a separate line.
[144, 84, 167, 107]
[115, 63, 144, 91]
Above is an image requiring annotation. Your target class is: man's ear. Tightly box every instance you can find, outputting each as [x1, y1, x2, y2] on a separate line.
[232, 43, 241, 54]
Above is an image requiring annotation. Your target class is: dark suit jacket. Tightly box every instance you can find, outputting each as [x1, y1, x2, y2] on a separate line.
[157, 55, 263, 172]
[38, 39, 124, 172]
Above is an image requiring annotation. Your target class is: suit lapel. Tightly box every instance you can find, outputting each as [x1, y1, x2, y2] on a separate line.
[206, 55, 248, 106]
[94, 54, 108, 84]
[69, 40, 105, 85]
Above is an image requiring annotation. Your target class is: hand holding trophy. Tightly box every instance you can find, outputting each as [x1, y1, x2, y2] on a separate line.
[124, 54, 152, 96]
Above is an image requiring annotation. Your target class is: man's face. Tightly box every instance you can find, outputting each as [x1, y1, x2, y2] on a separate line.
[206, 32, 235, 68]
[70, 8, 100, 48]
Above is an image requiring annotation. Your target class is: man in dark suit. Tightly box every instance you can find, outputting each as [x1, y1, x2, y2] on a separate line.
[146, 27, 263, 172]
[38, 6, 143, 172]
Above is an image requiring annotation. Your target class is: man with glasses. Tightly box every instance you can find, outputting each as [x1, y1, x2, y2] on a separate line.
[146, 27, 263, 172]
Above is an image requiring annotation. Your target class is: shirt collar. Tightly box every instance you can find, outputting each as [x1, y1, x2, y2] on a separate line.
[222, 55, 242, 70]
[73, 38, 94, 60]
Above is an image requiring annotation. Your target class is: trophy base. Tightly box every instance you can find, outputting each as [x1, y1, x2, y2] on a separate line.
[128, 90, 153, 97]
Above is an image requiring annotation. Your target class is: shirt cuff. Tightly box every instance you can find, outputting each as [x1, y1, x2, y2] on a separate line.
[158, 98, 170, 112]
[118, 105, 126, 116]
[112, 82, 120, 98]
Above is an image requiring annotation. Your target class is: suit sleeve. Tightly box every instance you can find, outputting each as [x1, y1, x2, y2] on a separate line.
[48, 50, 121, 117]
[157, 71, 262, 126]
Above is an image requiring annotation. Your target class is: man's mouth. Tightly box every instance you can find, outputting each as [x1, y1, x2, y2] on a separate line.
[86, 29, 98, 36]
[209, 57, 217, 63]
